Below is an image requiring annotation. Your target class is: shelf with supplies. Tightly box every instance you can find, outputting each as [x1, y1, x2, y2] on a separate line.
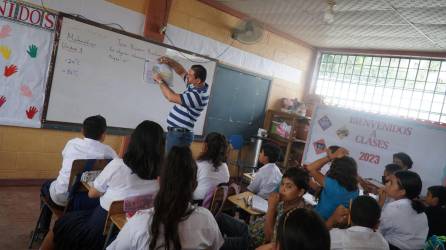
[263, 110, 311, 168]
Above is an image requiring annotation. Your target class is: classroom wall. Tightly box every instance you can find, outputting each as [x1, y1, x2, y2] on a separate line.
[0, 0, 314, 180]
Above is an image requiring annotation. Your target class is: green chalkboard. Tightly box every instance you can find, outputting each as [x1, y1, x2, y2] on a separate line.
[204, 64, 271, 140]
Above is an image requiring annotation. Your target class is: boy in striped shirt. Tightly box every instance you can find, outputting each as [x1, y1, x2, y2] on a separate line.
[153, 56, 209, 152]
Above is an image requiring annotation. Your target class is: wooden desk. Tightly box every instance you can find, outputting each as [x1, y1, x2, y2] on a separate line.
[110, 213, 127, 230]
[227, 191, 264, 216]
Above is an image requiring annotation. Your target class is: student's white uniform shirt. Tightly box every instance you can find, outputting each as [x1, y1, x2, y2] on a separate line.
[49, 138, 117, 206]
[107, 206, 224, 250]
[247, 163, 282, 199]
[330, 226, 390, 250]
[93, 158, 159, 211]
[193, 160, 230, 200]
[379, 198, 428, 250]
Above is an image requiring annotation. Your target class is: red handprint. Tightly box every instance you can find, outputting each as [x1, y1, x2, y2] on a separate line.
[0, 96, 6, 108]
[26, 106, 38, 119]
[4, 64, 18, 77]
[0, 25, 11, 39]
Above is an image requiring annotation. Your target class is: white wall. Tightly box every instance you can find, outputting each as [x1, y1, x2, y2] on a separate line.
[24, 0, 145, 35]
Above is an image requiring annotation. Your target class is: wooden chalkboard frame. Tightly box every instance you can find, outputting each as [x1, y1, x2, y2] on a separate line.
[41, 13, 218, 135]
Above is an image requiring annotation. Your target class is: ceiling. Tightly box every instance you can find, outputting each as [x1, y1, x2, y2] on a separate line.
[214, 0, 446, 52]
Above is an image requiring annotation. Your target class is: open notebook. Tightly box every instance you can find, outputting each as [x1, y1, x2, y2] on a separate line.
[251, 194, 268, 213]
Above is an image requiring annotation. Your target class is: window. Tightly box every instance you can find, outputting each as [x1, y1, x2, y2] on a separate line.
[315, 53, 446, 123]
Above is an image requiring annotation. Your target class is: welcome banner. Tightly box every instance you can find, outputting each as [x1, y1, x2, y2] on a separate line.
[303, 105, 446, 194]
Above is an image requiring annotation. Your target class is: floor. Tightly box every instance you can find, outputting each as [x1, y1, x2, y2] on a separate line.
[0, 186, 42, 250]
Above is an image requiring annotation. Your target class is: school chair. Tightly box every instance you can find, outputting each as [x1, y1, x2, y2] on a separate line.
[118, 135, 130, 158]
[29, 159, 112, 249]
[202, 183, 230, 217]
[103, 194, 154, 249]
[228, 135, 255, 183]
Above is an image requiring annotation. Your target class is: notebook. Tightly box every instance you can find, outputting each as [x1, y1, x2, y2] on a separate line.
[251, 194, 268, 213]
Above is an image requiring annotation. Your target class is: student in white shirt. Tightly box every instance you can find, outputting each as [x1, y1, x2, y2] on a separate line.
[39, 115, 117, 233]
[193, 132, 230, 201]
[248, 143, 283, 199]
[108, 146, 224, 250]
[40, 120, 165, 250]
[379, 170, 428, 250]
[329, 196, 389, 250]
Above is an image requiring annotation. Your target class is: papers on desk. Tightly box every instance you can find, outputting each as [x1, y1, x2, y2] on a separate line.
[251, 195, 268, 213]
[80, 170, 101, 183]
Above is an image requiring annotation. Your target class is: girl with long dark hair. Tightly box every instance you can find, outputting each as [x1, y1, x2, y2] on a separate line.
[108, 146, 223, 250]
[379, 170, 428, 250]
[193, 132, 230, 200]
[306, 147, 359, 220]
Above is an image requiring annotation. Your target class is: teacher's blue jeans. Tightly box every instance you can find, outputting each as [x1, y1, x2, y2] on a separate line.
[166, 130, 194, 152]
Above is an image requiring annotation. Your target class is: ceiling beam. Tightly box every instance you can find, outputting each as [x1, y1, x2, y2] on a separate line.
[144, 0, 173, 42]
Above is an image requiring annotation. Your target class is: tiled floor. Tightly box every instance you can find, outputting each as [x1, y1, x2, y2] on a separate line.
[0, 186, 41, 250]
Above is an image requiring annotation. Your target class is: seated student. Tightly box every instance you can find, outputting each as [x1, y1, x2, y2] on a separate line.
[193, 132, 230, 201]
[329, 196, 389, 250]
[215, 167, 310, 249]
[256, 208, 330, 250]
[39, 115, 117, 232]
[393, 152, 413, 170]
[251, 167, 310, 247]
[40, 120, 164, 250]
[307, 147, 359, 220]
[377, 164, 403, 207]
[425, 185, 446, 238]
[107, 146, 224, 250]
[379, 170, 428, 250]
[248, 143, 283, 199]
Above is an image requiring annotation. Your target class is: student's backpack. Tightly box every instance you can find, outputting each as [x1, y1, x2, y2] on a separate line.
[425, 235, 446, 250]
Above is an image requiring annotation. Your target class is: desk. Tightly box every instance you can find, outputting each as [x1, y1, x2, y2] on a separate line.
[227, 191, 264, 216]
[110, 213, 127, 230]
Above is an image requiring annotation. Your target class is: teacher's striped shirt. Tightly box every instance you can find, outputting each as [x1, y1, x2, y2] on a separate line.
[167, 81, 209, 131]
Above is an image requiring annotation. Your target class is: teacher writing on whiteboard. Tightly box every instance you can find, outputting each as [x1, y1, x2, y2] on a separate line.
[153, 56, 209, 152]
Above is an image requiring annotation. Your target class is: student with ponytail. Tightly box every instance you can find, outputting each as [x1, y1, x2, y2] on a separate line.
[108, 146, 224, 250]
[379, 170, 428, 250]
[193, 132, 230, 201]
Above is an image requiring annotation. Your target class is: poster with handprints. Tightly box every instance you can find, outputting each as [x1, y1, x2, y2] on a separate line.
[0, 16, 55, 128]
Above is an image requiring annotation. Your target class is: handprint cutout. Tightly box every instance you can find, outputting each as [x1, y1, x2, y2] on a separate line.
[20, 85, 32, 97]
[0, 96, 6, 108]
[0, 45, 11, 60]
[4, 64, 17, 77]
[26, 106, 38, 119]
[27, 44, 38, 58]
[0, 25, 11, 39]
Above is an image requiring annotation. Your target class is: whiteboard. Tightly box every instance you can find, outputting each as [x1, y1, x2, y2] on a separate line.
[45, 15, 216, 135]
[303, 105, 446, 194]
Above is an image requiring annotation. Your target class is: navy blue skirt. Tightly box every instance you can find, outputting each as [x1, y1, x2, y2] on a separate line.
[53, 205, 108, 250]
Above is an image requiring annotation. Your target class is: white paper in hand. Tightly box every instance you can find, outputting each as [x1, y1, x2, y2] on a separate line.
[251, 195, 268, 213]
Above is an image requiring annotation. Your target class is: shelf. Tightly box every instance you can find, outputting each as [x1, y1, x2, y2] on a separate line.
[264, 109, 310, 168]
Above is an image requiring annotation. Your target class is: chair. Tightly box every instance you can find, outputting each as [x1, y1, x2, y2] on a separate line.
[102, 194, 155, 249]
[28, 159, 111, 249]
[228, 135, 256, 183]
[208, 185, 229, 217]
[102, 200, 124, 249]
